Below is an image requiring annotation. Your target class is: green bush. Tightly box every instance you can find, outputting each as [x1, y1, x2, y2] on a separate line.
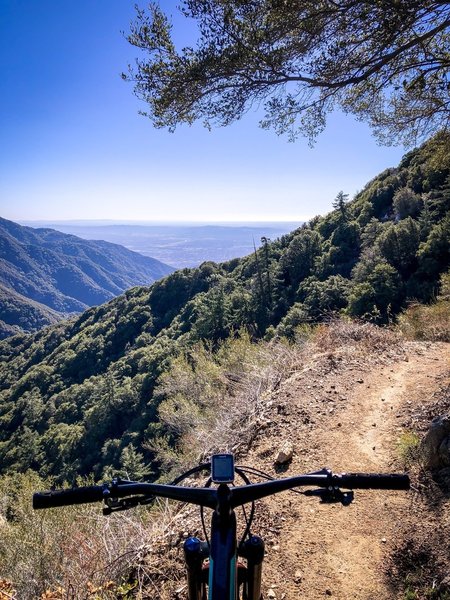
[397, 431, 421, 467]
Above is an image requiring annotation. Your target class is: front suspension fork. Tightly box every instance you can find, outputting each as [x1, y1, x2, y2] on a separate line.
[239, 535, 265, 600]
[184, 535, 265, 600]
[184, 537, 210, 600]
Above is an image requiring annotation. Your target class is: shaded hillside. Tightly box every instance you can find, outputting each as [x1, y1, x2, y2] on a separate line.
[0, 217, 174, 336]
[0, 284, 61, 339]
[0, 134, 449, 482]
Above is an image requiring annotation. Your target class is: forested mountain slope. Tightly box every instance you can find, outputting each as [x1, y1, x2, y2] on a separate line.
[0, 217, 174, 337]
[0, 283, 62, 339]
[0, 134, 449, 482]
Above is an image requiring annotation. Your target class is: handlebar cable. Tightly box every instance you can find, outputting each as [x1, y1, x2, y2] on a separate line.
[237, 465, 307, 497]
[200, 475, 212, 545]
[234, 467, 255, 544]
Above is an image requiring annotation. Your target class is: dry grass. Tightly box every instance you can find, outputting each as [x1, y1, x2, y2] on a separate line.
[397, 301, 450, 342]
[312, 317, 402, 354]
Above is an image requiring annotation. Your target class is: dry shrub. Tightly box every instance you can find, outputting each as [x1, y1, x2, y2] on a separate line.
[0, 578, 16, 600]
[125, 499, 194, 600]
[311, 318, 402, 354]
[151, 332, 300, 475]
[129, 503, 194, 600]
[0, 471, 161, 599]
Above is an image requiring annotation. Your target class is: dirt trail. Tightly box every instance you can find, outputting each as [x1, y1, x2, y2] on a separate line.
[246, 341, 450, 600]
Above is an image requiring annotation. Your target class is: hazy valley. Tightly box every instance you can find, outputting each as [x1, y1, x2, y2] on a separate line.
[18, 222, 302, 269]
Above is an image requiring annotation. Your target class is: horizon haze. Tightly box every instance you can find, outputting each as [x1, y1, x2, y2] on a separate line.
[17, 219, 301, 268]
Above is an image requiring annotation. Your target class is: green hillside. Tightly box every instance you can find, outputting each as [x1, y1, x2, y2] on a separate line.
[0, 217, 174, 337]
[0, 134, 448, 482]
[0, 284, 62, 338]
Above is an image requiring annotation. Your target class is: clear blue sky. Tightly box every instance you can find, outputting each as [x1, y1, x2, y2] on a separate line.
[0, 1, 407, 223]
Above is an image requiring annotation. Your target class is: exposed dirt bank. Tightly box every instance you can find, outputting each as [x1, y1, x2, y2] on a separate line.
[248, 341, 449, 600]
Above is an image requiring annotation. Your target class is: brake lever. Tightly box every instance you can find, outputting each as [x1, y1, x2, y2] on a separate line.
[102, 495, 150, 515]
[304, 487, 354, 506]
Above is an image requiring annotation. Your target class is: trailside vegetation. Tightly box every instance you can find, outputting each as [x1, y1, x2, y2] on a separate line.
[124, 1, 450, 145]
[0, 135, 449, 482]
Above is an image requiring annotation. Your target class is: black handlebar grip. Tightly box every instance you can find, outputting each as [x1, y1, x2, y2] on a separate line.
[33, 485, 104, 509]
[338, 473, 410, 490]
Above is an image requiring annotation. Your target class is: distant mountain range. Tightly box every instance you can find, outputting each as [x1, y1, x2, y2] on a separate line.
[0, 217, 174, 338]
[18, 221, 302, 268]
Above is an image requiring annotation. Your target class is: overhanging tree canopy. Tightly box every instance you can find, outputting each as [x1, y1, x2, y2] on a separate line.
[124, 0, 450, 145]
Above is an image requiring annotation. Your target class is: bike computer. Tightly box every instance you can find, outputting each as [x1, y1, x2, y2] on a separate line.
[211, 453, 235, 484]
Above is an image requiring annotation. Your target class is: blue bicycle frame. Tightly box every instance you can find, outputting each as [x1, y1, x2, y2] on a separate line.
[184, 483, 264, 600]
[208, 506, 238, 600]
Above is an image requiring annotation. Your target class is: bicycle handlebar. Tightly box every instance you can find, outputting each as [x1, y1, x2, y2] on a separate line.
[33, 470, 409, 511]
[228, 472, 409, 507]
[337, 473, 410, 489]
[33, 485, 105, 509]
[32, 482, 218, 510]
